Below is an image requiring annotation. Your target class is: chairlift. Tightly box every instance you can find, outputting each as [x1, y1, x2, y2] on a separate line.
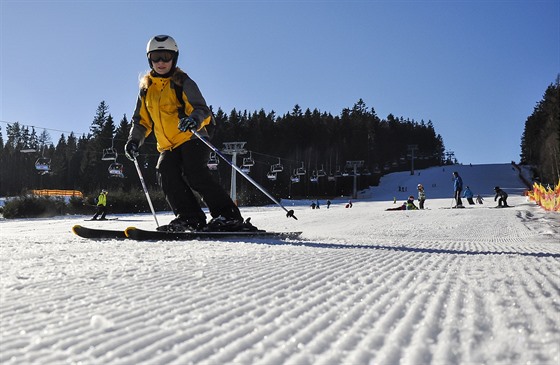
[327, 174, 336, 182]
[317, 165, 326, 178]
[241, 165, 251, 174]
[362, 168, 371, 176]
[334, 167, 342, 178]
[290, 171, 300, 183]
[296, 162, 306, 176]
[310, 173, 319, 183]
[267, 170, 277, 181]
[102, 147, 118, 161]
[35, 157, 51, 174]
[108, 162, 125, 178]
[207, 152, 219, 170]
[271, 158, 283, 173]
[243, 153, 255, 167]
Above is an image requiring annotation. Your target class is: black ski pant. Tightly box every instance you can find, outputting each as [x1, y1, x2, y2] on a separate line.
[454, 189, 463, 206]
[156, 139, 242, 223]
[93, 205, 106, 219]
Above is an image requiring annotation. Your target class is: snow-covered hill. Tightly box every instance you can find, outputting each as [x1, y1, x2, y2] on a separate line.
[1, 164, 558, 365]
[359, 162, 531, 201]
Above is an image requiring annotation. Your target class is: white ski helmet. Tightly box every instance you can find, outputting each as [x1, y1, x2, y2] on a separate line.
[146, 35, 178, 55]
[146, 35, 179, 71]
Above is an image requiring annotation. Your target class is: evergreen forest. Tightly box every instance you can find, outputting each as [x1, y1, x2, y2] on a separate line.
[0, 99, 449, 205]
[520, 76, 560, 185]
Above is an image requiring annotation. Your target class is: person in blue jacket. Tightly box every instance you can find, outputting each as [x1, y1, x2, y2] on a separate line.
[452, 171, 464, 208]
[463, 186, 475, 205]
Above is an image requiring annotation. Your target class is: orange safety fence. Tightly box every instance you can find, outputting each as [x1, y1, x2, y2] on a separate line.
[31, 189, 84, 199]
[527, 180, 560, 212]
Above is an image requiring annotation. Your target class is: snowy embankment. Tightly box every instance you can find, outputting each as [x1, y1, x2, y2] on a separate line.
[1, 164, 559, 365]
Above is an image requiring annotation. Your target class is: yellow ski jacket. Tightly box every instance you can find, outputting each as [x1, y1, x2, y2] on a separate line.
[97, 193, 107, 207]
[129, 68, 211, 152]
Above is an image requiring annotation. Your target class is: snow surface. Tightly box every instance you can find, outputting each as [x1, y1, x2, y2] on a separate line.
[1, 164, 559, 365]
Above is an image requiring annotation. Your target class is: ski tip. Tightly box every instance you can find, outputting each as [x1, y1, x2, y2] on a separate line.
[124, 227, 137, 238]
[71, 224, 82, 234]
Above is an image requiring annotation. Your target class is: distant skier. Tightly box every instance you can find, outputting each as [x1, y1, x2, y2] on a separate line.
[346, 200, 353, 208]
[494, 186, 509, 207]
[326, 200, 331, 209]
[92, 190, 108, 220]
[417, 184, 426, 209]
[386, 196, 418, 211]
[463, 186, 475, 205]
[476, 194, 484, 204]
[452, 171, 464, 208]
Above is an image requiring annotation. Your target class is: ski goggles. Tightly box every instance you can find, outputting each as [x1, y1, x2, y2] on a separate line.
[149, 51, 175, 63]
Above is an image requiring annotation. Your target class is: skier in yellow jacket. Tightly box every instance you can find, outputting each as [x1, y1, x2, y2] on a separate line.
[92, 190, 108, 220]
[125, 35, 255, 233]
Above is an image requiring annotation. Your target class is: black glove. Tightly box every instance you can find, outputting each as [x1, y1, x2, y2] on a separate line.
[178, 116, 199, 132]
[125, 140, 139, 161]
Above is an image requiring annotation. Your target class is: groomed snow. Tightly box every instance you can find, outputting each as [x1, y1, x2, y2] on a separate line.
[1, 164, 559, 365]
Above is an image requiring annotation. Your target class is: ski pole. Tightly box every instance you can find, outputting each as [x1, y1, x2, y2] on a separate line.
[191, 130, 298, 220]
[133, 157, 160, 227]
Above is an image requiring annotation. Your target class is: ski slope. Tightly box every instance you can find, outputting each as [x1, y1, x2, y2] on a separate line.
[1, 164, 559, 365]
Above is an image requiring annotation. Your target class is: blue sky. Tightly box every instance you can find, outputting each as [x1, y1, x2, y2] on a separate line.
[1, 0, 558, 164]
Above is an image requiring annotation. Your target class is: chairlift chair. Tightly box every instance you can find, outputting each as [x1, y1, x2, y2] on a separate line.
[108, 162, 125, 178]
[102, 147, 118, 161]
[317, 165, 326, 177]
[334, 167, 342, 178]
[290, 171, 300, 183]
[35, 157, 51, 173]
[207, 152, 219, 170]
[243, 153, 255, 167]
[35, 157, 51, 171]
[296, 162, 306, 176]
[267, 168, 277, 181]
[310, 173, 319, 183]
[271, 158, 283, 173]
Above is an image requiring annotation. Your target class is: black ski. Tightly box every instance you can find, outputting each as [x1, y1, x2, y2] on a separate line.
[72, 225, 127, 239]
[125, 227, 302, 241]
[72, 225, 301, 241]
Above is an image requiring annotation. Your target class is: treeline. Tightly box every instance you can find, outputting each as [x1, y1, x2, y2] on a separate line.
[0, 99, 448, 204]
[520, 76, 560, 185]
